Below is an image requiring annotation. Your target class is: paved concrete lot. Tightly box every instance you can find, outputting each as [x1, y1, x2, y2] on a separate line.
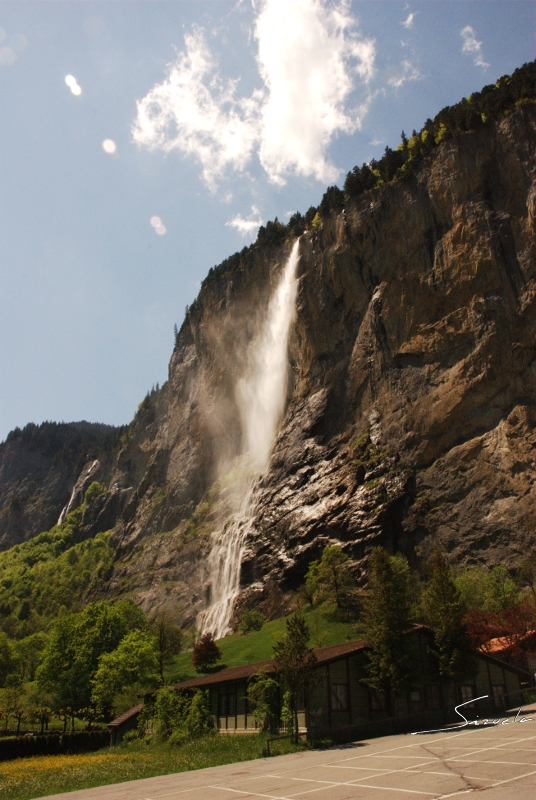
[37, 708, 536, 800]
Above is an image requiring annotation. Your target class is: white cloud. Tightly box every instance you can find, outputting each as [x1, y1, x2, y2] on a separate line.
[388, 58, 421, 88]
[226, 205, 263, 235]
[401, 12, 415, 29]
[132, 26, 260, 190]
[132, 0, 375, 188]
[254, 0, 375, 183]
[460, 25, 489, 69]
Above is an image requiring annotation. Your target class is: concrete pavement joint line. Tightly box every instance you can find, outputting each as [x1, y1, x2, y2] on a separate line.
[139, 729, 535, 800]
[209, 783, 316, 800]
[485, 767, 536, 787]
[326, 756, 465, 783]
[437, 767, 536, 798]
[452, 732, 536, 754]
[370, 755, 447, 760]
[283, 781, 434, 798]
[141, 771, 314, 799]
[340, 783, 436, 796]
[322, 763, 395, 771]
[452, 759, 536, 766]
[322, 725, 513, 767]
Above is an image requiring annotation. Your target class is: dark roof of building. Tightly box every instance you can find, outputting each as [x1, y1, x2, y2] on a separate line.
[170, 637, 376, 691]
[107, 703, 143, 729]
[171, 659, 275, 690]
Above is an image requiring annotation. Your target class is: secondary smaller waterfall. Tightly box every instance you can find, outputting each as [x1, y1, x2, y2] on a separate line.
[199, 239, 300, 639]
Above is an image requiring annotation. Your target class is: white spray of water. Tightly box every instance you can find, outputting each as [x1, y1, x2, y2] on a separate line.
[199, 239, 300, 638]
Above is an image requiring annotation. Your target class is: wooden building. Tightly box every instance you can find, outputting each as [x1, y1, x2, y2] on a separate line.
[109, 626, 531, 744]
[170, 626, 530, 740]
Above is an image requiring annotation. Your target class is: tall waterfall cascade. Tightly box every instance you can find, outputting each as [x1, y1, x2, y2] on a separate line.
[199, 239, 301, 639]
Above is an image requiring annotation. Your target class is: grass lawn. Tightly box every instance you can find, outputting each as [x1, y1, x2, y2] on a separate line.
[0, 733, 304, 800]
[170, 604, 358, 683]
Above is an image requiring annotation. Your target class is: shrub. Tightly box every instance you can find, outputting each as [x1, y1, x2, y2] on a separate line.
[238, 609, 265, 634]
[84, 482, 107, 505]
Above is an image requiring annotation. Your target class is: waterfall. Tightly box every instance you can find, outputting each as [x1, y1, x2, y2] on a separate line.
[199, 239, 300, 639]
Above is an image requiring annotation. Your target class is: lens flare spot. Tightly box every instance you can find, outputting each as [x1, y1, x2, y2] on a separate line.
[70, 83, 82, 96]
[102, 139, 117, 154]
[11, 34, 27, 52]
[0, 47, 16, 66]
[65, 74, 77, 87]
[149, 216, 161, 228]
[155, 224, 167, 235]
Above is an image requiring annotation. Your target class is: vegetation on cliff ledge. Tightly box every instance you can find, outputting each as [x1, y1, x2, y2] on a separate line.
[187, 59, 536, 317]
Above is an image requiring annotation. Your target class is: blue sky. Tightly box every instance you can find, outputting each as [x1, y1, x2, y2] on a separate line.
[0, 1, 534, 441]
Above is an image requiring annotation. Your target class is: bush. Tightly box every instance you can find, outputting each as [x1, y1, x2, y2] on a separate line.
[186, 691, 214, 737]
[84, 482, 107, 505]
[238, 609, 265, 634]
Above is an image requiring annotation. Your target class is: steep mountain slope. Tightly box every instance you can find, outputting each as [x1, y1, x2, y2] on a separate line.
[0, 422, 122, 550]
[1, 102, 535, 630]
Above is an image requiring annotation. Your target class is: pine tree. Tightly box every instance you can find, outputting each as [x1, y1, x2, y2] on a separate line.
[272, 615, 317, 742]
[422, 551, 477, 688]
[360, 547, 416, 716]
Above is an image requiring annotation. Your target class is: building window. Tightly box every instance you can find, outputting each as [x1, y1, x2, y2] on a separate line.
[460, 685, 474, 704]
[227, 692, 236, 716]
[408, 689, 423, 714]
[427, 684, 441, 710]
[492, 685, 506, 710]
[218, 690, 237, 718]
[370, 691, 386, 711]
[331, 684, 349, 712]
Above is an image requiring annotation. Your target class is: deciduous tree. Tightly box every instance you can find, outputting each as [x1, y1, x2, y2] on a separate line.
[192, 632, 222, 673]
[149, 612, 184, 681]
[91, 631, 160, 714]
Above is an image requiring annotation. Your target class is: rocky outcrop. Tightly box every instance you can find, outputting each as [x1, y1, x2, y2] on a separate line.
[1, 105, 535, 627]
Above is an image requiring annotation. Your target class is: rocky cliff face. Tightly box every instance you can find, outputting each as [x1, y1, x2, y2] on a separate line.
[0, 422, 121, 550]
[2, 105, 535, 628]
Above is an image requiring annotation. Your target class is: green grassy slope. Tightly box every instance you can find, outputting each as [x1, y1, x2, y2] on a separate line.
[169, 604, 358, 683]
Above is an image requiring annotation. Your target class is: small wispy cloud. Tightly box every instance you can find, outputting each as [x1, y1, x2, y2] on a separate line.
[132, 0, 376, 189]
[401, 12, 416, 30]
[226, 205, 263, 236]
[460, 25, 489, 69]
[388, 59, 421, 88]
